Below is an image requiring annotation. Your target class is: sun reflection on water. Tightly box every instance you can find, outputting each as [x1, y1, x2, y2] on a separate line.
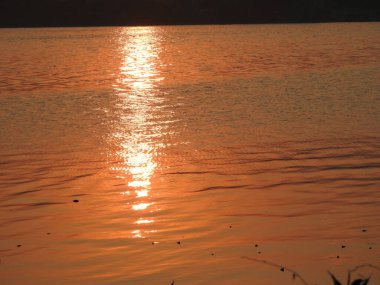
[112, 27, 164, 238]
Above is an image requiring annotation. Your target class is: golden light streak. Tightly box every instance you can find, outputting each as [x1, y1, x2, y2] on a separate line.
[113, 27, 163, 238]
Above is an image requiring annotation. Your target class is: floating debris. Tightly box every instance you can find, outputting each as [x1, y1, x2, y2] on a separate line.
[362, 229, 368, 232]
[211, 253, 214, 256]
[17, 245, 22, 247]
[171, 281, 174, 285]
[46, 233, 51, 235]
[73, 200, 79, 203]
[254, 244, 258, 247]
[280, 267, 285, 272]
[337, 255, 340, 259]
[369, 247, 372, 250]
[229, 225, 232, 228]
[341, 245, 346, 248]
[177, 241, 181, 245]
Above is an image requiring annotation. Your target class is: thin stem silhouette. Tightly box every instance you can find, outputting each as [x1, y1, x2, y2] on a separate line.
[241, 256, 311, 285]
[347, 264, 380, 285]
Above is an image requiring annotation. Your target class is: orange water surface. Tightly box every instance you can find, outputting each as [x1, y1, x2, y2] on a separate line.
[0, 23, 380, 285]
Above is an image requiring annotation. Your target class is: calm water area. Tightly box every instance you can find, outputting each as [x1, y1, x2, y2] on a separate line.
[0, 23, 380, 284]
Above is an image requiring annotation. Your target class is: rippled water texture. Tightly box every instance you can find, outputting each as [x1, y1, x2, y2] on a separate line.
[1, 23, 380, 285]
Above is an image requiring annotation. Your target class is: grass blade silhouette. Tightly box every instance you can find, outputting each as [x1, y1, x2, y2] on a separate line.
[328, 271, 342, 285]
[242, 256, 310, 285]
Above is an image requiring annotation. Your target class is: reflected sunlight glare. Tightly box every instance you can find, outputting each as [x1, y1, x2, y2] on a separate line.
[112, 27, 164, 238]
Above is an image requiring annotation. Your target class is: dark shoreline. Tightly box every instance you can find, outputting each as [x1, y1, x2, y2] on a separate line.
[1, 0, 378, 29]
[0, 19, 379, 30]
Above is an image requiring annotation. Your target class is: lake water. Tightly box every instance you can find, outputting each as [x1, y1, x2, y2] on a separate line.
[0, 23, 380, 285]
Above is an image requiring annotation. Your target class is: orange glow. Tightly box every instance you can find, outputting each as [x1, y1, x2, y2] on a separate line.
[112, 27, 163, 238]
[132, 203, 151, 211]
[135, 219, 154, 225]
[135, 190, 149, 197]
[1, 25, 380, 285]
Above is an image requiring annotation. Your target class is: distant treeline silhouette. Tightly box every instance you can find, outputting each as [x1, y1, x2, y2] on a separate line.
[0, 0, 379, 27]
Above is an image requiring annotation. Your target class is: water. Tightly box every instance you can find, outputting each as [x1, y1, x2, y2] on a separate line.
[0, 23, 380, 285]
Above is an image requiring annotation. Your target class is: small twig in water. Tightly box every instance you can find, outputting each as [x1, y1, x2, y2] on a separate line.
[241, 256, 310, 285]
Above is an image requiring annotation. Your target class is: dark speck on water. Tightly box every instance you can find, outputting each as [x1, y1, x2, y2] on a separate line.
[177, 241, 181, 245]
[341, 245, 346, 248]
[280, 267, 285, 272]
[73, 200, 79, 203]
[17, 245, 21, 247]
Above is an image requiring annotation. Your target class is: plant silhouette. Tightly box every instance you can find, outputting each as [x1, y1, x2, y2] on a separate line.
[242, 256, 380, 285]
